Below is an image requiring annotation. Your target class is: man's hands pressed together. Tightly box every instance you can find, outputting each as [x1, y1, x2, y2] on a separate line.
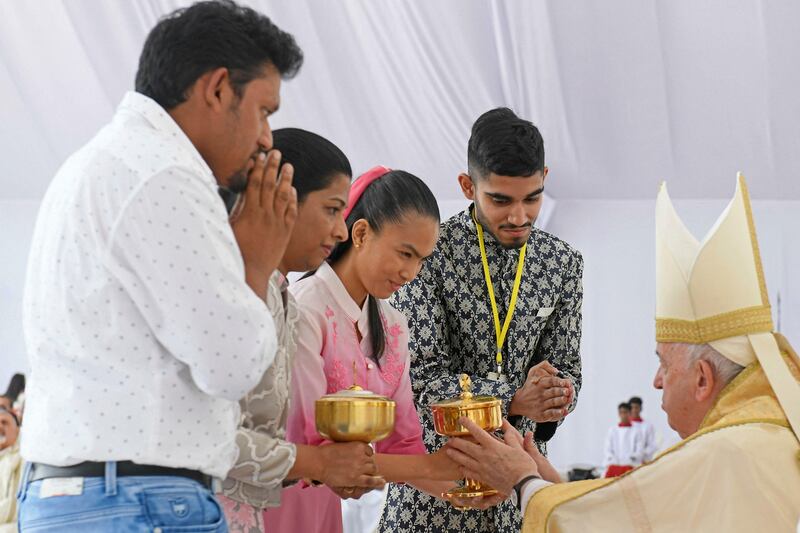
[232, 150, 298, 301]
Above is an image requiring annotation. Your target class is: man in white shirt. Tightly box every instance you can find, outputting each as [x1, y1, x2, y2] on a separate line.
[628, 396, 657, 462]
[16, 2, 380, 531]
[602, 402, 643, 477]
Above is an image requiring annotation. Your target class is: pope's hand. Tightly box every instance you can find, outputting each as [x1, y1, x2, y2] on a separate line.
[446, 418, 539, 496]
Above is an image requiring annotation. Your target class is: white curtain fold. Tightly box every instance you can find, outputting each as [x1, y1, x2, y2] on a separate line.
[4, 1, 799, 201]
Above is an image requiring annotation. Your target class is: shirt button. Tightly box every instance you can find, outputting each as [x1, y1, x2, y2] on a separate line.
[367, 363, 374, 370]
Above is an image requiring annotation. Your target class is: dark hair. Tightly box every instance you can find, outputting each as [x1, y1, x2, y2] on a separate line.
[629, 396, 643, 406]
[3, 374, 24, 403]
[272, 128, 352, 202]
[618, 402, 631, 411]
[467, 107, 545, 180]
[328, 170, 440, 366]
[135, 0, 303, 109]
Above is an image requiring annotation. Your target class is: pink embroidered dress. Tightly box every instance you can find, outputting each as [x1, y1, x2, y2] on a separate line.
[263, 261, 426, 533]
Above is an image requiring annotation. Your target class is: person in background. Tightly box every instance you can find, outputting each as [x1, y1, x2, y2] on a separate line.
[18, 1, 304, 530]
[1, 374, 24, 418]
[265, 167, 460, 533]
[602, 402, 642, 478]
[218, 128, 384, 532]
[628, 396, 657, 462]
[0, 407, 21, 532]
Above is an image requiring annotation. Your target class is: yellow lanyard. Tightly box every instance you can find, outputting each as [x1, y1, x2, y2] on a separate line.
[474, 214, 527, 375]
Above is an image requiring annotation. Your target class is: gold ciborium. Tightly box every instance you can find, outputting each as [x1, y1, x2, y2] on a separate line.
[315, 364, 396, 443]
[431, 373, 502, 505]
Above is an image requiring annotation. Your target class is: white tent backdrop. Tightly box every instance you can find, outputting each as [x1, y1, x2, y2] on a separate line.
[2, 0, 799, 472]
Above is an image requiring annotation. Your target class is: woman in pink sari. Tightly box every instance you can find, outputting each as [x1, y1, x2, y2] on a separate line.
[263, 167, 459, 532]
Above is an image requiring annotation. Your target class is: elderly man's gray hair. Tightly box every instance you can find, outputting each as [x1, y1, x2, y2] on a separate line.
[683, 343, 745, 386]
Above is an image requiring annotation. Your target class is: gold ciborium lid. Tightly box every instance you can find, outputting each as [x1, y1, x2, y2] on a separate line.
[315, 363, 396, 443]
[430, 374, 502, 436]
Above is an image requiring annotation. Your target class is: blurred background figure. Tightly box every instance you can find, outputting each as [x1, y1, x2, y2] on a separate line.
[0, 374, 25, 422]
[629, 396, 657, 463]
[0, 406, 22, 532]
[602, 402, 643, 478]
[566, 464, 599, 481]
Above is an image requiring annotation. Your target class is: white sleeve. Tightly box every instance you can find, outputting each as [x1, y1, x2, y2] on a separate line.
[632, 427, 645, 465]
[603, 427, 616, 467]
[106, 168, 276, 400]
[520, 478, 553, 514]
[645, 423, 658, 460]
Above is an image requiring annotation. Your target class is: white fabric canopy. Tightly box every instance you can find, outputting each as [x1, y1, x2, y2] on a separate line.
[2, 0, 800, 200]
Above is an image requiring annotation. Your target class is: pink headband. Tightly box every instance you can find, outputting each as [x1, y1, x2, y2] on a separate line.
[343, 165, 392, 220]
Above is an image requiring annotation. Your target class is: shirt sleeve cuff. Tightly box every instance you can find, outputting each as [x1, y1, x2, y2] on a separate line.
[520, 477, 552, 512]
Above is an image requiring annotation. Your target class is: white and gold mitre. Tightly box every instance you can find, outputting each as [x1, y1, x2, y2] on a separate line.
[656, 173, 771, 361]
[655, 172, 800, 438]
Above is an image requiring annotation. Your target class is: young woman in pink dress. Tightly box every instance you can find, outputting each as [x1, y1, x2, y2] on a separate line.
[263, 167, 460, 532]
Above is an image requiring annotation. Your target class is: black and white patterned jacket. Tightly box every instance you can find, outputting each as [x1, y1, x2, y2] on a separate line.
[379, 206, 583, 533]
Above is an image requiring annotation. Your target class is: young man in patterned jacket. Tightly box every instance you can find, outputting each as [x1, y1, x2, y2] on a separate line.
[379, 108, 584, 533]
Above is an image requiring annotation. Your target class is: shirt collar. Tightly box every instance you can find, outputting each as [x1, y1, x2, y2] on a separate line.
[618, 421, 632, 427]
[118, 91, 215, 185]
[316, 262, 368, 322]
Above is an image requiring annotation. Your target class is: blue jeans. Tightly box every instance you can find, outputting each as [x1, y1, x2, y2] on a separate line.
[17, 461, 228, 532]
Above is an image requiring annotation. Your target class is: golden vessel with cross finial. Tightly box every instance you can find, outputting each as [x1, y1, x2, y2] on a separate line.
[430, 373, 503, 504]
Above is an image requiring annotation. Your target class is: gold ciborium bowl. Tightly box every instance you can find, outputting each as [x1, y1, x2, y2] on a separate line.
[431, 374, 502, 505]
[315, 387, 396, 443]
[431, 397, 502, 436]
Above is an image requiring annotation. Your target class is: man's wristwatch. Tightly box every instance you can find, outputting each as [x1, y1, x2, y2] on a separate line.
[511, 473, 542, 512]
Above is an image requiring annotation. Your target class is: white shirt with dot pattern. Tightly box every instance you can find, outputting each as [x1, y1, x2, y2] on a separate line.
[21, 91, 277, 479]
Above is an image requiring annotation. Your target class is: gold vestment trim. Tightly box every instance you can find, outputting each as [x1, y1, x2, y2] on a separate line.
[739, 175, 770, 306]
[655, 304, 773, 343]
